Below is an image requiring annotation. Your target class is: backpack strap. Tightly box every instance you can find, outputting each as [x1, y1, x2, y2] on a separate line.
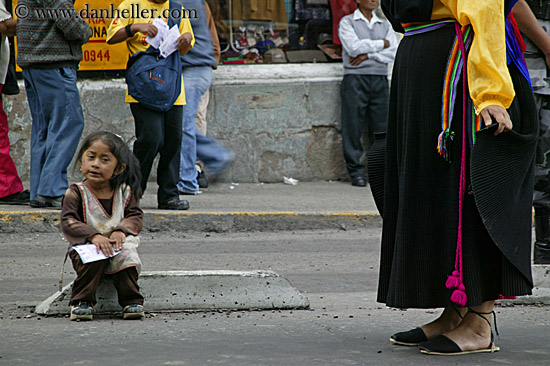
[168, 0, 183, 29]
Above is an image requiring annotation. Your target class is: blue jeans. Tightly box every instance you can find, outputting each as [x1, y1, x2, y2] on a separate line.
[196, 134, 233, 175]
[22, 67, 85, 200]
[178, 66, 213, 193]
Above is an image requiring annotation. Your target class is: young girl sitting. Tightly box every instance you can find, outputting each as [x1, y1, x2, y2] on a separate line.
[61, 131, 145, 321]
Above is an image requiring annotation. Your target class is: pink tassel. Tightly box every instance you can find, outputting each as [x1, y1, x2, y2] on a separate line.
[499, 296, 516, 300]
[445, 271, 460, 289]
[450, 284, 467, 306]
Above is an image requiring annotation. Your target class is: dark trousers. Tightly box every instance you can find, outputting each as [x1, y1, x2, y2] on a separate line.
[341, 74, 389, 178]
[69, 250, 143, 307]
[130, 103, 183, 205]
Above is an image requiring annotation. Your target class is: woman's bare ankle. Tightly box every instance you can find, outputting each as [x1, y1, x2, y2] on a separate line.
[420, 306, 466, 339]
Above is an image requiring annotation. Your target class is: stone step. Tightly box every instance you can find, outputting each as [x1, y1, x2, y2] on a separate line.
[35, 270, 310, 316]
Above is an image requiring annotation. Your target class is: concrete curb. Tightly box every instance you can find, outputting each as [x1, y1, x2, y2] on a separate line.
[0, 210, 382, 233]
[498, 265, 550, 306]
[35, 270, 310, 316]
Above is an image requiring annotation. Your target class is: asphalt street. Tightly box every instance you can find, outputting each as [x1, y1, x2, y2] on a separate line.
[1, 229, 549, 365]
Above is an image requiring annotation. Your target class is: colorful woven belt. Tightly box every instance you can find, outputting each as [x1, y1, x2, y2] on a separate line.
[403, 20, 481, 162]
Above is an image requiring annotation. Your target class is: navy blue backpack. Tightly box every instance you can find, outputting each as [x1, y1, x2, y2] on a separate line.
[125, 0, 182, 112]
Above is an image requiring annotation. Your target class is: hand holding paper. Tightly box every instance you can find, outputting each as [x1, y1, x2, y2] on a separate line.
[72, 244, 121, 264]
[159, 25, 181, 58]
[146, 18, 170, 49]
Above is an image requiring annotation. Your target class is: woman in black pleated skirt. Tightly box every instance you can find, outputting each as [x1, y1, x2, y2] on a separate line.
[377, 11, 537, 355]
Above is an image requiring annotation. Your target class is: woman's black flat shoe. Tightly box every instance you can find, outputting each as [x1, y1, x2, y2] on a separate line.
[390, 327, 428, 346]
[419, 335, 499, 355]
[419, 308, 500, 355]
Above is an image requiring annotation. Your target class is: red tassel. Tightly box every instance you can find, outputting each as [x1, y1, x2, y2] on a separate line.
[450, 284, 467, 306]
[445, 271, 460, 289]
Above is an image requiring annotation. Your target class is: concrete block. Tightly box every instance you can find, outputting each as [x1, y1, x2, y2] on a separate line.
[498, 265, 550, 305]
[35, 270, 310, 315]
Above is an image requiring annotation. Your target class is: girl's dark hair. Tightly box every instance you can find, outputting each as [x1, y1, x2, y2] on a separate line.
[76, 131, 143, 199]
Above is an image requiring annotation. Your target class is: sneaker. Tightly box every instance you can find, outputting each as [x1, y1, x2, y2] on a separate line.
[178, 189, 203, 196]
[30, 194, 62, 208]
[123, 304, 144, 319]
[70, 302, 93, 321]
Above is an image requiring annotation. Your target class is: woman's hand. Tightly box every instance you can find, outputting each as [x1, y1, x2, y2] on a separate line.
[480, 105, 512, 135]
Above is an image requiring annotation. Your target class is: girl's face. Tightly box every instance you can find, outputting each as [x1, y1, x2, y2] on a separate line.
[80, 140, 121, 186]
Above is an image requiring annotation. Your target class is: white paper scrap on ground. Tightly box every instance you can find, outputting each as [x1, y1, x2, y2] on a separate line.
[146, 18, 170, 49]
[284, 176, 299, 185]
[159, 25, 181, 58]
[72, 244, 120, 264]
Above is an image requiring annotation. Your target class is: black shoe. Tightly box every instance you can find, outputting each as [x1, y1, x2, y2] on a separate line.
[158, 199, 190, 210]
[30, 194, 62, 208]
[197, 171, 209, 189]
[0, 190, 30, 205]
[390, 327, 428, 346]
[351, 176, 366, 187]
[419, 308, 500, 355]
[419, 334, 499, 355]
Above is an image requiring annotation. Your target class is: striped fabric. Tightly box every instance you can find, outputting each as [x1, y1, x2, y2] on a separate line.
[403, 20, 481, 161]
[16, 0, 90, 68]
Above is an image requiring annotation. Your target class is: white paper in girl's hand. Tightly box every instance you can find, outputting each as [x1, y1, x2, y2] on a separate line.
[72, 244, 120, 264]
[146, 18, 170, 49]
[159, 25, 181, 58]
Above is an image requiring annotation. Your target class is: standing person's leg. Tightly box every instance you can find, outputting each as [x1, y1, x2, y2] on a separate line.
[22, 68, 48, 202]
[195, 89, 209, 136]
[158, 105, 187, 207]
[195, 89, 209, 187]
[130, 103, 164, 196]
[341, 74, 368, 186]
[196, 134, 234, 174]
[533, 94, 550, 264]
[25, 68, 84, 205]
[0, 85, 24, 200]
[178, 66, 213, 194]
[365, 75, 389, 145]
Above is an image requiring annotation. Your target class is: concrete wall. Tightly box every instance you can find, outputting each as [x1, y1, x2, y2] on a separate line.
[6, 64, 352, 184]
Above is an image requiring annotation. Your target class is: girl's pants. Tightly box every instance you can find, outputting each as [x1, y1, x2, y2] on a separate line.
[69, 250, 144, 307]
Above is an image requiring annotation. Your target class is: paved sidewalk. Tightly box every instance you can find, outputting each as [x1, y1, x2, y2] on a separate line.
[0, 181, 381, 233]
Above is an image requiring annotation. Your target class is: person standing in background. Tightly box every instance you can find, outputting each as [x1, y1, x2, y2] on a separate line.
[0, 0, 28, 205]
[338, 0, 397, 187]
[514, 0, 550, 264]
[178, 0, 233, 194]
[17, 0, 90, 208]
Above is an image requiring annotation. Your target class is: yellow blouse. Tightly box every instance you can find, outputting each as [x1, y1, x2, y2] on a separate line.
[432, 0, 515, 112]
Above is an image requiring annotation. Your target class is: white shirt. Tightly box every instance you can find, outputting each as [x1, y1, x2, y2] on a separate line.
[338, 9, 397, 65]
